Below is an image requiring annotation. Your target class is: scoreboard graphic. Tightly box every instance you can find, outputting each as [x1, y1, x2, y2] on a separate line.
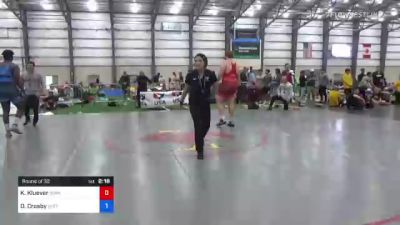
[18, 176, 114, 214]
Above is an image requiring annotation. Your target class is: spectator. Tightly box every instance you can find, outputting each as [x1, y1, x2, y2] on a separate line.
[240, 67, 248, 82]
[342, 68, 353, 96]
[119, 71, 130, 96]
[318, 71, 329, 103]
[268, 76, 293, 111]
[328, 86, 343, 107]
[247, 66, 258, 109]
[298, 70, 307, 106]
[136, 71, 152, 108]
[357, 68, 365, 83]
[347, 89, 365, 110]
[306, 69, 316, 102]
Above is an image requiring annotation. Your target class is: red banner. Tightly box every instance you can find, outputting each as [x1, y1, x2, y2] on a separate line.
[363, 43, 371, 59]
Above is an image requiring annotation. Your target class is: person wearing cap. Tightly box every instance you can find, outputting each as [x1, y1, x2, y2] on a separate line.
[180, 53, 218, 160]
[0, 49, 24, 138]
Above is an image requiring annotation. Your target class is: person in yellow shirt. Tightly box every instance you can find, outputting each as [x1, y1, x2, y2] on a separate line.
[395, 77, 400, 105]
[342, 68, 353, 96]
[329, 87, 343, 107]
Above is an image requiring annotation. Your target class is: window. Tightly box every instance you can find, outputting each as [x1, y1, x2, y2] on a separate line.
[331, 44, 351, 58]
[45, 75, 58, 89]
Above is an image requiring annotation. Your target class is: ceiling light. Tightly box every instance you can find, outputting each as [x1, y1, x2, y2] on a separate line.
[391, 8, 398, 16]
[0, 0, 7, 8]
[283, 12, 290, 18]
[255, 0, 262, 10]
[87, 0, 98, 11]
[174, 1, 183, 8]
[170, 1, 183, 14]
[343, 0, 349, 3]
[209, 5, 218, 16]
[41, 0, 53, 10]
[170, 7, 180, 14]
[210, 10, 218, 16]
[130, 3, 140, 13]
[355, 3, 360, 7]
[246, 9, 254, 17]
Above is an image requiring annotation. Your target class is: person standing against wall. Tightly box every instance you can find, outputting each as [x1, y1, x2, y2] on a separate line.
[342, 68, 353, 96]
[357, 68, 365, 83]
[119, 71, 131, 97]
[0, 50, 24, 138]
[247, 66, 258, 109]
[180, 53, 217, 160]
[136, 71, 152, 108]
[298, 70, 307, 106]
[179, 72, 184, 90]
[318, 71, 329, 103]
[22, 61, 44, 126]
[306, 69, 316, 103]
[216, 51, 240, 127]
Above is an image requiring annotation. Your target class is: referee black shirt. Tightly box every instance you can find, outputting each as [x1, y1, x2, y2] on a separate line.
[185, 69, 217, 106]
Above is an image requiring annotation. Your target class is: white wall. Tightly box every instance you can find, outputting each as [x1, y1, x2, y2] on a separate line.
[2, 8, 400, 84]
[297, 20, 323, 72]
[0, 10, 23, 67]
[264, 19, 292, 73]
[72, 12, 112, 84]
[27, 11, 69, 82]
[114, 14, 151, 80]
[327, 21, 352, 76]
[357, 23, 381, 79]
[194, 16, 225, 74]
[155, 15, 189, 78]
[386, 26, 400, 82]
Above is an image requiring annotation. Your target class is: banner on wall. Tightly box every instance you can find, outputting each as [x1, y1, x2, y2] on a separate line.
[232, 38, 260, 59]
[363, 43, 371, 59]
[140, 91, 187, 108]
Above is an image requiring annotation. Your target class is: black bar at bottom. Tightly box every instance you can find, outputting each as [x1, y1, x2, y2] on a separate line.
[18, 176, 114, 187]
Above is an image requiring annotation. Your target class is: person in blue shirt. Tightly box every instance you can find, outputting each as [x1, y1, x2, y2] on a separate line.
[0, 50, 24, 138]
[180, 53, 218, 160]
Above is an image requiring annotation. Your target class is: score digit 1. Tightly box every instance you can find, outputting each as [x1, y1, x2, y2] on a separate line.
[99, 186, 114, 213]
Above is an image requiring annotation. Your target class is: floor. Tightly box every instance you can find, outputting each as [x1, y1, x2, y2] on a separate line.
[1, 106, 400, 225]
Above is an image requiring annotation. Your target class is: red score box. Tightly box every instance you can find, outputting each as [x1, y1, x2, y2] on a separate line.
[100, 186, 114, 200]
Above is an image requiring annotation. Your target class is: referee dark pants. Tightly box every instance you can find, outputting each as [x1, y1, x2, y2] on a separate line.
[189, 103, 211, 155]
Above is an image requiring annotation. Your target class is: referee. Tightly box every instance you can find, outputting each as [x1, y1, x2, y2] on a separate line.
[180, 53, 218, 160]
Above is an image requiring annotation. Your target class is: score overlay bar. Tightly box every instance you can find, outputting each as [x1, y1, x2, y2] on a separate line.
[18, 177, 114, 214]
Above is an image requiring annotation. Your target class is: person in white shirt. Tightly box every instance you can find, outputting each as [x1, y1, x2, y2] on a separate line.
[268, 76, 293, 111]
[22, 61, 45, 126]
